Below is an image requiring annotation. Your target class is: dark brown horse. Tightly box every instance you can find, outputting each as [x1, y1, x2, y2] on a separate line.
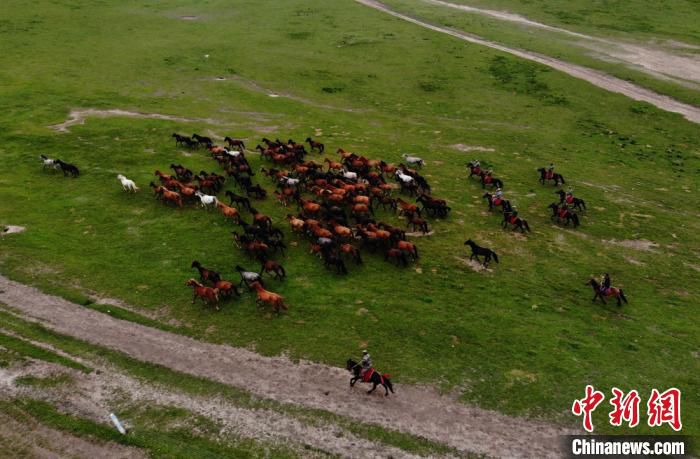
[587, 278, 628, 306]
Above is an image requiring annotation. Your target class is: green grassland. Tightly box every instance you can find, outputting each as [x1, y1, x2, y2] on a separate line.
[381, 0, 700, 107]
[0, 0, 698, 441]
[441, 0, 700, 45]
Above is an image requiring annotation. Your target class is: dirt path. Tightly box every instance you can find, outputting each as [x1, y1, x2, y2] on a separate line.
[0, 358, 421, 459]
[0, 405, 145, 459]
[354, 0, 700, 124]
[0, 275, 573, 458]
[422, 0, 700, 87]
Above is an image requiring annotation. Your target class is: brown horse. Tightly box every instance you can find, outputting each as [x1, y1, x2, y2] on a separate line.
[185, 279, 220, 311]
[150, 182, 183, 207]
[306, 137, 325, 153]
[587, 278, 628, 306]
[217, 202, 240, 223]
[249, 282, 288, 312]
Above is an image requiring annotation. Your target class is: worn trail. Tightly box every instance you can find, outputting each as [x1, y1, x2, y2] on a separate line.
[354, 0, 700, 124]
[0, 275, 572, 458]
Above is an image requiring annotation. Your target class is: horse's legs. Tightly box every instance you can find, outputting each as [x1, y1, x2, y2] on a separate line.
[192, 293, 197, 304]
[384, 383, 389, 396]
[368, 382, 377, 394]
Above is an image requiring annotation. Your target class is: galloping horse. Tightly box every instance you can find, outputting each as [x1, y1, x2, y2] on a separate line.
[502, 209, 530, 232]
[346, 359, 394, 396]
[480, 172, 503, 189]
[548, 203, 580, 227]
[555, 190, 586, 212]
[185, 279, 220, 310]
[466, 161, 481, 179]
[464, 239, 499, 267]
[483, 192, 508, 211]
[537, 167, 565, 186]
[587, 278, 628, 306]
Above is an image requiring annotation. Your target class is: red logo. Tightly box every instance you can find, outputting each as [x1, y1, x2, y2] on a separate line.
[609, 388, 641, 428]
[572, 385, 605, 432]
[573, 386, 682, 432]
[647, 388, 682, 431]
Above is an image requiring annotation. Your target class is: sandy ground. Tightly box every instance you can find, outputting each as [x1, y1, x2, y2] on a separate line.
[0, 398, 145, 459]
[0, 275, 574, 458]
[354, 0, 700, 124]
[0, 358, 420, 459]
[423, 0, 700, 88]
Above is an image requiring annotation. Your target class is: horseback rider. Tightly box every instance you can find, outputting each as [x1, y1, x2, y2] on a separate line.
[566, 187, 574, 202]
[472, 159, 480, 169]
[494, 187, 503, 200]
[509, 205, 518, 219]
[600, 273, 611, 294]
[360, 350, 373, 378]
[546, 162, 555, 179]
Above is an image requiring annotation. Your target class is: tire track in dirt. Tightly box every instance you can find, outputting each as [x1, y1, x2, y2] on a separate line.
[353, 0, 700, 124]
[0, 275, 573, 458]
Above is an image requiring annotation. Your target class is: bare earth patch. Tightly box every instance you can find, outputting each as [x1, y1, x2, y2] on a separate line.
[451, 144, 495, 152]
[0, 276, 574, 458]
[406, 230, 435, 237]
[2, 225, 26, 236]
[455, 256, 493, 273]
[1, 359, 414, 459]
[355, 0, 700, 124]
[603, 239, 659, 252]
[180, 15, 198, 20]
[50, 109, 223, 133]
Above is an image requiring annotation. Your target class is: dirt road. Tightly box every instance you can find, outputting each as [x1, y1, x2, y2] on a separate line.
[0, 275, 573, 458]
[354, 0, 700, 124]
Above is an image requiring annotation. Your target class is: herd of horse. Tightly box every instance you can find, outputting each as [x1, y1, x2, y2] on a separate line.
[33, 129, 632, 397]
[157, 133, 458, 311]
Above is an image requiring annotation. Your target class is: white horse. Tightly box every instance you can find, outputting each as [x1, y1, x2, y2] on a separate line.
[341, 169, 358, 181]
[195, 191, 218, 209]
[280, 176, 300, 187]
[40, 154, 59, 171]
[225, 149, 241, 158]
[395, 170, 414, 184]
[117, 174, 139, 192]
[401, 154, 425, 167]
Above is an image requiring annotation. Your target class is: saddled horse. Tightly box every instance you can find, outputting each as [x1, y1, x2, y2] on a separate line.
[555, 190, 586, 212]
[482, 192, 509, 212]
[587, 278, 628, 306]
[502, 209, 530, 232]
[480, 172, 503, 189]
[537, 167, 565, 186]
[346, 359, 394, 396]
[466, 161, 482, 179]
[464, 239, 499, 267]
[548, 203, 580, 227]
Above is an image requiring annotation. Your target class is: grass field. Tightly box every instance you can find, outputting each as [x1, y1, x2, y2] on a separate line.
[380, 0, 700, 107]
[0, 0, 698, 450]
[443, 0, 700, 45]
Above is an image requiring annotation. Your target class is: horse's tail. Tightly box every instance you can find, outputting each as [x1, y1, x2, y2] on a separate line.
[580, 199, 586, 210]
[559, 174, 565, 184]
[495, 179, 503, 189]
[573, 214, 580, 227]
[619, 290, 628, 304]
[279, 265, 286, 277]
[492, 252, 499, 263]
[523, 220, 531, 232]
[414, 245, 419, 258]
[383, 374, 395, 393]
